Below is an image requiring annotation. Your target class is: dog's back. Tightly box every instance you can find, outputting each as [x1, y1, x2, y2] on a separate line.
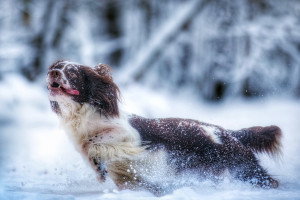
[129, 115, 281, 188]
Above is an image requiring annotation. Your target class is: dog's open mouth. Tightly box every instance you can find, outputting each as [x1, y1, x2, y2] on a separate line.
[49, 81, 79, 95]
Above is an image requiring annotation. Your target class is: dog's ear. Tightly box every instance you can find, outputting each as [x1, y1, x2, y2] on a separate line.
[94, 64, 112, 78]
[83, 64, 120, 117]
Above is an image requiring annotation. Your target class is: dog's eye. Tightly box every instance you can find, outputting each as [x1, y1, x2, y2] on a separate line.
[70, 72, 77, 79]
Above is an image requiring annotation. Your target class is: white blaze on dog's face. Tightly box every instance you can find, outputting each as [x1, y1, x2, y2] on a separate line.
[47, 60, 120, 117]
[47, 61, 82, 100]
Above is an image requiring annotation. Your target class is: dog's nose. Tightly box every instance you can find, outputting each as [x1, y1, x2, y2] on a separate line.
[49, 70, 62, 79]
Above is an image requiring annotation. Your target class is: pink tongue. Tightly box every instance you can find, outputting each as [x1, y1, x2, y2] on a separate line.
[66, 89, 79, 95]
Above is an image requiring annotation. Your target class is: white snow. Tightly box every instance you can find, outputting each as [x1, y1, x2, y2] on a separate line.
[1, 76, 300, 200]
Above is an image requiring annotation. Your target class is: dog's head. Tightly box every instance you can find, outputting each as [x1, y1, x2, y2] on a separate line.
[47, 60, 120, 117]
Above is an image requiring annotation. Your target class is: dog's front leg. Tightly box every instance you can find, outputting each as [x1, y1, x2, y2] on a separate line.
[81, 139, 108, 182]
[90, 156, 108, 182]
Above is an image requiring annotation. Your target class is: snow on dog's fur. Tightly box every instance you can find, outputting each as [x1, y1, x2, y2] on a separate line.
[47, 60, 282, 194]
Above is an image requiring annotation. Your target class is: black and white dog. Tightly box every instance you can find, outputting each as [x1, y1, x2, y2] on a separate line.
[47, 60, 282, 193]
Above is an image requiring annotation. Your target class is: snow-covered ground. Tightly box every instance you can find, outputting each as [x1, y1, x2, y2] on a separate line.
[1, 75, 300, 200]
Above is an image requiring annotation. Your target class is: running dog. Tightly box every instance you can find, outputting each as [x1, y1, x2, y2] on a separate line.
[47, 60, 282, 193]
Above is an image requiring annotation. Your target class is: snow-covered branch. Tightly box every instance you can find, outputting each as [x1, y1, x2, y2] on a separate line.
[117, 0, 209, 84]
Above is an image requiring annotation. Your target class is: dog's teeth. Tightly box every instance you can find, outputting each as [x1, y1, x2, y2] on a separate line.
[58, 85, 61, 88]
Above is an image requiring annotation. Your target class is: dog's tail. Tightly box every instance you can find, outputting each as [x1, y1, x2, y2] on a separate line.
[231, 126, 282, 156]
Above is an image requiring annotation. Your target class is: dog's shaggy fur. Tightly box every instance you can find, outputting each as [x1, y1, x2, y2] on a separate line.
[47, 60, 282, 193]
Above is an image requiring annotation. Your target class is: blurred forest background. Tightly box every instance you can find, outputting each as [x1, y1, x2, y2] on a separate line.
[1, 0, 300, 101]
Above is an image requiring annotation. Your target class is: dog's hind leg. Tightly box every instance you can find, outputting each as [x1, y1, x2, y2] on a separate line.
[221, 132, 279, 188]
[228, 159, 279, 188]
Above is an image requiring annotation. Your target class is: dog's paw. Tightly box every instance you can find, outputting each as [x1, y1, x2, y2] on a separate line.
[262, 178, 279, 189]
